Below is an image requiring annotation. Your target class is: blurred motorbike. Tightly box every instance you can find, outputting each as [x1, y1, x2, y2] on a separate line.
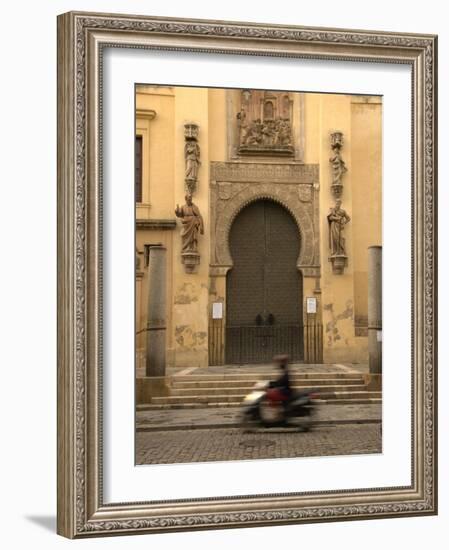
[241, 381, 318, 431]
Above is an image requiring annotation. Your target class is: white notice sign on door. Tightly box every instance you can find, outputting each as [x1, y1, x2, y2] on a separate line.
[306, 297, 317, 314]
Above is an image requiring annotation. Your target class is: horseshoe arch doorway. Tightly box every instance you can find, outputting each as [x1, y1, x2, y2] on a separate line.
[225, 199, 303, 364]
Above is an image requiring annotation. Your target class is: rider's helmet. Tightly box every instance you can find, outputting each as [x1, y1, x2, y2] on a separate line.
[273, 354, 289, 369]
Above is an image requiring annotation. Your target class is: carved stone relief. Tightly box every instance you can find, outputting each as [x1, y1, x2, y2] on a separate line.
[236, 90, 294, 156]
[298, 185, 313, 203]
[211, 162, 317, 184]
[210, 162, 320, 278]
[227, 90, 305, 161]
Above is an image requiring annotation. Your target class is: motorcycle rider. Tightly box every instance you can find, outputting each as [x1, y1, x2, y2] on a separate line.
[271, 354, 292, 409]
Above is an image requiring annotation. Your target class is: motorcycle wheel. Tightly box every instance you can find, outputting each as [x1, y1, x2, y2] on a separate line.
[297, 406, 314, 432]
[241, 410, 255, 433]
[258, 397, 284, 427]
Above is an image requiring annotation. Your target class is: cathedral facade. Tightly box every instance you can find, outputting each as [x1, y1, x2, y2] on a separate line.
[135, 86, 382, 369]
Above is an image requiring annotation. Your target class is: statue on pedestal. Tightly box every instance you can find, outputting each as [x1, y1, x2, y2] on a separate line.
[329, 131, 347, 198]
[175, 194, 204, 274]
[185, 140, 200, 182]
[327, 199, 350, 256]
[175, 194, 204, 253]
[184, 123, 200, 194]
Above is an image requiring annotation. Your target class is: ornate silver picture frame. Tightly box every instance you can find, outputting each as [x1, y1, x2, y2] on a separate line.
[57, 11, 437, 538]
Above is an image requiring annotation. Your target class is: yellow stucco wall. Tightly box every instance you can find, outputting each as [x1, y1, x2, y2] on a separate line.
[136, 87, 382, 367]
[351, 97, 383, 334]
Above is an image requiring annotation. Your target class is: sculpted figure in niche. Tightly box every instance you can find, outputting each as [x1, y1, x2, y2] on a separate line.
[327, 199, 351, 256]
[175, 194, 204, 253]
[237, 108, 249, 144]
[185, 140, 201, 181]
[330, 147, 347, 186]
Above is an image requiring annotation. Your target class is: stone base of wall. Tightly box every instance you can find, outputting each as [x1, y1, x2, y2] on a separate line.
[362, 373, 382, 391]
[323, 336, 368, 364]
[136, 377, 171, 405]
[173, 349, 209, 369]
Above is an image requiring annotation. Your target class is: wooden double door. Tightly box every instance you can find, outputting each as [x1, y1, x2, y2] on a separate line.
[226, 199, 303, 364]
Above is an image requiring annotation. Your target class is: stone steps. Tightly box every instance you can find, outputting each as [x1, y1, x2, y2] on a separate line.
[151, 390, 381, 405]
[323, 398, 382, 405]
[169, 384, 366, 397]
[141, 370, 379, 408]
[171, 377, 365, 389]
[170, 372, 364, 382]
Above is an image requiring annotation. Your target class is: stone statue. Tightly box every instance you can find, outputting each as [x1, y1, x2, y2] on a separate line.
[175, 194, 204, 253]
[184, 123, 201, 194]
[237, 107, 248, 144]
[330, 148, 347, 186]
[185, 140, 200, 182]
[327, 199, 351, 256]
[329, 131, 347, 197]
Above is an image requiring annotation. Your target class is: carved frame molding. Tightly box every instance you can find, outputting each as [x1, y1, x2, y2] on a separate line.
[210, 162, 320, 277]
[57, 11, 437, 538]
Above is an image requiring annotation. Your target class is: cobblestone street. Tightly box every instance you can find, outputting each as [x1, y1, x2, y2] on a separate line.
[136, 403, 381, 431]
[136, 423, 382, 465]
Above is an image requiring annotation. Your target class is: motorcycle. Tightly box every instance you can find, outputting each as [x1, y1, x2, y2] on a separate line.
[241, 381, 318, 431]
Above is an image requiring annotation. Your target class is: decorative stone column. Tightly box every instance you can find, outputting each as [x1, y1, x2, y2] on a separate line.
[145, 245, 167, 377]
[368, 246, 382, 374]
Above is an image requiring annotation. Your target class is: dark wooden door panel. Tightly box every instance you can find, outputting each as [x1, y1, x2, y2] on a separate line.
[226, 199, 303, 364]
[264, 200, 300, 325]
[227, 200, 265, 326]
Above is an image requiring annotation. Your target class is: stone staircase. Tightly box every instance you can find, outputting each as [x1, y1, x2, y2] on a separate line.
[139, 371, 381, 409]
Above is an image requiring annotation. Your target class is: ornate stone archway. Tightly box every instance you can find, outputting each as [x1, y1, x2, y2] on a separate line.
[208, 161, 321, 366]
[209, 162, 320, 278]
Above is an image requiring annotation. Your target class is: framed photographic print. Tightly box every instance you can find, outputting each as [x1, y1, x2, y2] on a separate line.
[57, 11, 437, 538]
